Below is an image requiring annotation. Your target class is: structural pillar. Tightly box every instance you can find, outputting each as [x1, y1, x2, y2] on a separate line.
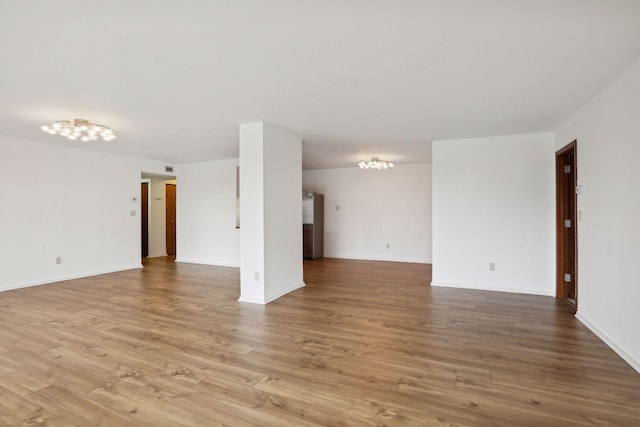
[238, 122, 304, 304]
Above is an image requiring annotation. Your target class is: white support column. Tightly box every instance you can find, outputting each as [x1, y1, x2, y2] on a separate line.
[239, 122, 304, 304]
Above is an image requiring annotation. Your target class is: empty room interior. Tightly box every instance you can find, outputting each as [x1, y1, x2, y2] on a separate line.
[1, 1, 640, 426]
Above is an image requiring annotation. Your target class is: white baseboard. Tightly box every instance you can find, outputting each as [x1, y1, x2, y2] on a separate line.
[147, 252, 168, 258]
[430, 281, 554, 297]
[175, 258, 240, 268]
[0, 264, 143, 293]
[237, 295, 267, 304]
[575, 312, 640, 374]
[265, 282, 305, 304]
[238, 282, 306, 305]
[323, 255, 431, 264]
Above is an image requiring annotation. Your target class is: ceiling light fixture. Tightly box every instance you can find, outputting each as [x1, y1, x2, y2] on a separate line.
[358, 157, 394, 169]
[41, 119, 116, 142]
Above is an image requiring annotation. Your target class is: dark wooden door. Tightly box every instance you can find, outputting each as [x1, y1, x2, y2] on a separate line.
[556, 141, 578, 309]
[141, 182, 149, 258]
[166, 184, 176, 256]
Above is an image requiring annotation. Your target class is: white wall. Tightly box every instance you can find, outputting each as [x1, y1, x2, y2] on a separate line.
[239, 123, 266, 302]
[555, 57, 640, 372]
[175, 159, 240, 267]
[302, 163, 432, 263]
[0, 135, 168, 291]
[432, 133, 555, 295]
[262, 124, 303, 302]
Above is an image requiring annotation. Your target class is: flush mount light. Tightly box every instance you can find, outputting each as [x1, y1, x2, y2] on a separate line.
[41, 119, 116, 142]
[358, 157, 394, 169]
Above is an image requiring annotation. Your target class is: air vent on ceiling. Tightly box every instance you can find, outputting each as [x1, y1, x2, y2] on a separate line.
[165, 165, 174, 173]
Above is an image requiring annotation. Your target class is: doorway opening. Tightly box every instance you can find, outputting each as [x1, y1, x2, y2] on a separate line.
[555, 140, 578, 309]
[141, 173, 177, 262]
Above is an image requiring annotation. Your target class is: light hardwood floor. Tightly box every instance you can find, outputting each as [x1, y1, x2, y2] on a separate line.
[1, 257, 639, 426]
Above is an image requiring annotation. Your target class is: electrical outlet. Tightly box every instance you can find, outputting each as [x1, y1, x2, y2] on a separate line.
[254, 272, 260, 281]
[489, 262, 495, 271]
[336, 205, 340, 211]
[56, 257, 62, 265]
[130, 210, 136, 216]
[386, 243, 390, 249]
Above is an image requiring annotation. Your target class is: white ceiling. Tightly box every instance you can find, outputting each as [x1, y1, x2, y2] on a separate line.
[1, 1, 640, 170]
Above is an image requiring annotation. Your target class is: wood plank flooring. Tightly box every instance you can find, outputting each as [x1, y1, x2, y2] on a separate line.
[1, 257, 639, 426]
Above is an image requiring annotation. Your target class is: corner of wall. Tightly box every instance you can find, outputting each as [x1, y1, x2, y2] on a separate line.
[576, 312, 640, 374]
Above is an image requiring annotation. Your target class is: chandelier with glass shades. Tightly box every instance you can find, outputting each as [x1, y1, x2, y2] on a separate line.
[41, 119, 116, 142]
[358, 157, 394, 169]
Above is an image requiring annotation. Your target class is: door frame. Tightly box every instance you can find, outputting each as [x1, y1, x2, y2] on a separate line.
[555, 140, 578, 308]
[166, 183, 177, 256]
[140, 173, 176, 260]
[141, 182, 149, 258]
